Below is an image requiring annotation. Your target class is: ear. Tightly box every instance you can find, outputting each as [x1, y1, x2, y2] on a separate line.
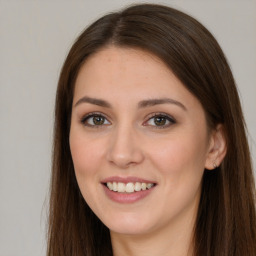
[205, 124, 227, 170]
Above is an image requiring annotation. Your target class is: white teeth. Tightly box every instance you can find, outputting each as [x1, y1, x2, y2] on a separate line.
[117, 182, 126, 192]
[141, 183, 147, 190]
[107, 182, 113, 190]
[113, 182, 118, 192]
[134, 182, 142, 191]
[106, 181, 154, 193]
[146, 183, 153, 189]
[125, 182, 134, 193]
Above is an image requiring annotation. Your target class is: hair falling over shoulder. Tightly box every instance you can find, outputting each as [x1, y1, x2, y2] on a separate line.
[47, 4, 256, 256]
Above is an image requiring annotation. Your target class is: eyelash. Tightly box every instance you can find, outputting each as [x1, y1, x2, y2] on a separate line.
[80, 112, 176, 129]
[80, 112, 110, 128]
[143, 112, 176, 129]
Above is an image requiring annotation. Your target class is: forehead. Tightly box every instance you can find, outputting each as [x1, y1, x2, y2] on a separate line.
[75, 46, 172, 87]
[73, 46, 200, 110]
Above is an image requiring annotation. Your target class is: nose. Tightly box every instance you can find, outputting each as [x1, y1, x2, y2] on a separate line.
[106, 124, 144, 169]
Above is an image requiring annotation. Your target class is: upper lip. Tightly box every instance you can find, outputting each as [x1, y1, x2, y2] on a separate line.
[101, 176, 157, 184]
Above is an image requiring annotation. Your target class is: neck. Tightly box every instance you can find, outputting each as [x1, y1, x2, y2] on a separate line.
[110, 206, 197, 256]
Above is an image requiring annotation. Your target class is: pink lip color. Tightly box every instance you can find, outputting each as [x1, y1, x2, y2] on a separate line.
[101, 176, 156, 184]
[101, 176, 157, 204]
[102, 185, 155, 203]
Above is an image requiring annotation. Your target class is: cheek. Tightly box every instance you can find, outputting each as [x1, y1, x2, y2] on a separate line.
[148, 133, 207, 216]
[148, 130, 208, 183]
[69, 132, 106, 209]
[69, 131, 104, 179]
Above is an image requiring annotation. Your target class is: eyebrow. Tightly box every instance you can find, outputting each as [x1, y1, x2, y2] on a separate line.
[74, 96, 187, 111]
[138, 98, 187, 111]
[74, 96, 111, 108]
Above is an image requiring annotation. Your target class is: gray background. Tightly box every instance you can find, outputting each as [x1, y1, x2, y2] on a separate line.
[0, 1, 255, 255]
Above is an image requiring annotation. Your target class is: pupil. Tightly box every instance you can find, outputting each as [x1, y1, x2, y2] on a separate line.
[154, 117, 166, 126]
[93, 116, 104, 125]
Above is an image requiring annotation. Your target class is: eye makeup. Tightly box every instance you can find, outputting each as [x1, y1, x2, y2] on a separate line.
[143, 112, 176, 129]
[80, 112, 111, 128]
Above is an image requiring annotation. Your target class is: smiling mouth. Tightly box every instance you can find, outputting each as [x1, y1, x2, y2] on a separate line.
[104, 182, 156, 193]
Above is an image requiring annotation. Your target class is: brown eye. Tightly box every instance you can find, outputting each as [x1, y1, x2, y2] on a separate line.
[92, 116, 105, 125]
[154, 116, 167, 126]
[144, 113, 176, 128]
[81, 113, 111, 127]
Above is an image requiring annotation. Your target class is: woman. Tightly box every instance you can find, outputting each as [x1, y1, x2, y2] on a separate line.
[47, 4, 256, 256]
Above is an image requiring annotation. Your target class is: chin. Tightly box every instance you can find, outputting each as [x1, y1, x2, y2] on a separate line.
[101, 211, 157, 236]
[108, 223, 152, 236]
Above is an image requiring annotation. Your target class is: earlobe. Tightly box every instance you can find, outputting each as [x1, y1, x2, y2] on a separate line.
[205, 124, 227, 170]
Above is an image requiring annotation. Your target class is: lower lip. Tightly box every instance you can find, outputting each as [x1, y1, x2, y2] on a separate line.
[102, 184, 155, 204]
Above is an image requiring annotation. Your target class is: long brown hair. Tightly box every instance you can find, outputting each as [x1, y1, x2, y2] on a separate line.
[47, 4, 256, 255]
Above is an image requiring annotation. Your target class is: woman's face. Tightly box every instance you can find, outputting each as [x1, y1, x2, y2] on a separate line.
[69, 46, 214, 236]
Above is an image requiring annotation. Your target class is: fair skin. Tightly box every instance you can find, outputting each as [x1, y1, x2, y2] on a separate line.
[69, 46, 226, 256]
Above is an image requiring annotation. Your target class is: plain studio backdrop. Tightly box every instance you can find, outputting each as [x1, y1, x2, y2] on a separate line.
[0, 1, 255, 255]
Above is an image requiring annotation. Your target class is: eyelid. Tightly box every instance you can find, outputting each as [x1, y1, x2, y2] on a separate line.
[80, 112, 111, 127]
[143, 112, 176, 128]
[79, 111, 176, 129]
